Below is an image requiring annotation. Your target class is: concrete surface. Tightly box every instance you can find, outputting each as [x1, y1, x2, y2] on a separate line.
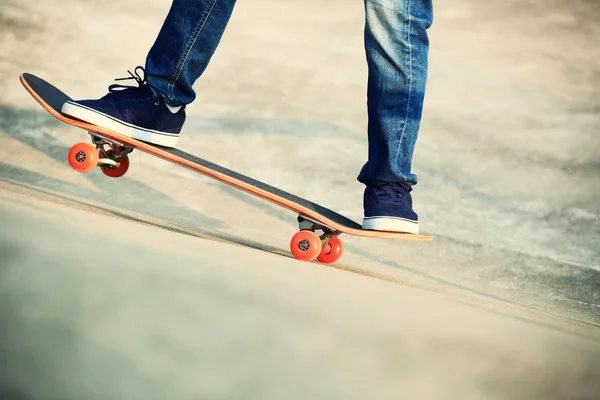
[1, 0, 599, 398]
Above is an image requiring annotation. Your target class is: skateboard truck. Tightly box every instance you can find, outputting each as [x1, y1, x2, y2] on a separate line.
[89, 132, 133, 165]
[297, 215, 340, 239]
[291, 215, 344, 264]
[57, 132, 134, 178]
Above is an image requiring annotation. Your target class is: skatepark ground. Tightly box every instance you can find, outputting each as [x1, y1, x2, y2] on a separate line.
[1, 0, 599, 398]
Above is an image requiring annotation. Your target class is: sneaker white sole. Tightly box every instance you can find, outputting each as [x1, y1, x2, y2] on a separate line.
[362, 216, 419, 234]
[61, 101, 180, 148]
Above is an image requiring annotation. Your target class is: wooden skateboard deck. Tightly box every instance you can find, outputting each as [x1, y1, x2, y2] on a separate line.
[20, 72, 432, 263]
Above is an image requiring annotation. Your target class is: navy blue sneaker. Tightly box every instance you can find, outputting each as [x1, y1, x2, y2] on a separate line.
[61, 67, 185, 147]
[362, 181, 419, 234]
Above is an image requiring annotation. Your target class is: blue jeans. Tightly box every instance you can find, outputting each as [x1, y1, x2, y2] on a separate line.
[145, 0, 433, 185]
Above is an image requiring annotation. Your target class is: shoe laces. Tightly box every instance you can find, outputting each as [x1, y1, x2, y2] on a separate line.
[105, 66, 159, 105]
[108, 66, 146, 92]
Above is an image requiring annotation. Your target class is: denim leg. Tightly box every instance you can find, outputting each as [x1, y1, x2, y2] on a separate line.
[357, 0, 433, 185]
[145, 0, 237, 106]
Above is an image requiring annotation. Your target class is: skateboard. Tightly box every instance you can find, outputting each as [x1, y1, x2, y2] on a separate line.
[19, 73, 432, 264]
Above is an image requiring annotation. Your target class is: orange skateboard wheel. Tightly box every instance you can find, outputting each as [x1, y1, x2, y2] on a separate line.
[68, 142, 98, 173]
[317, 236, 344, 264]
[290, 230, 322, 262]
[101, 152, 130, 178]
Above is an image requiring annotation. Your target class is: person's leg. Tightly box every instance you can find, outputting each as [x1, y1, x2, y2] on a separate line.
[146, 0, 238, 106]
[62, 0, 237, 147]
[359, 0, 433, 233]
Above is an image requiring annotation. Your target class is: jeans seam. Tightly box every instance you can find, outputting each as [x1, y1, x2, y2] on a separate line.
[393, 0, 413, 181]
[167, 0, 219, 99]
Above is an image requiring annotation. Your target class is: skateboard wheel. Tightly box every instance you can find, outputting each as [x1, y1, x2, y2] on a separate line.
[317, 236, 344, 264]
[290, 230, 322, 262]
[101, 151, 130, 178]
[68, 142, 98, 173]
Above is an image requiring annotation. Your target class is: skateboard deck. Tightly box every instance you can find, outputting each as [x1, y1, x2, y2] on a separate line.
[20, 72, 432, 263]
